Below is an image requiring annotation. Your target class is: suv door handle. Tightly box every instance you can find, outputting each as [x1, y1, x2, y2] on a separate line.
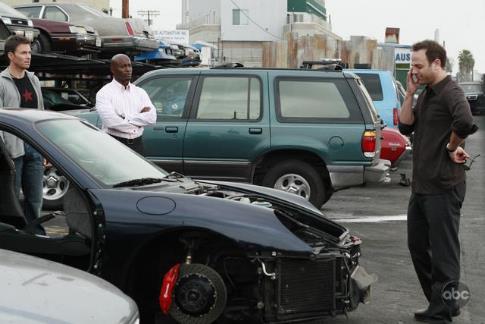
[165, 126, 179, 133]
[249, 128, 262, 134]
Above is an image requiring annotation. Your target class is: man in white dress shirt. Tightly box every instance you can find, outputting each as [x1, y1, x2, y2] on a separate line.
[96, 54, 156, 154]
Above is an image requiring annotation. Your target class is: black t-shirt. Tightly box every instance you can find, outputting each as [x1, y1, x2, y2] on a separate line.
[13, 74, 38, 108]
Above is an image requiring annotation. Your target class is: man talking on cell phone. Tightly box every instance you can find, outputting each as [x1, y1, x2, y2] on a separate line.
[399, 40, 477, 323]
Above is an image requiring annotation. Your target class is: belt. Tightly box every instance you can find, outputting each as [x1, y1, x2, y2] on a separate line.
[110, 134, 142, 145]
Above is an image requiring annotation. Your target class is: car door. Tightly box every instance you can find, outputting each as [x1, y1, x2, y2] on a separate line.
[136, 73, 198, 173]
[183, 72, 269, 181]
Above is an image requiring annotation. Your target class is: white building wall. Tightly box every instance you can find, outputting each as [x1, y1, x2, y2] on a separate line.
[220, 0, 286, 42]
[187, 0, 221, 27]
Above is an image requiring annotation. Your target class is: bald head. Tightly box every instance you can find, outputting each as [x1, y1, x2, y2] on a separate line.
[111, 54, 132, 86]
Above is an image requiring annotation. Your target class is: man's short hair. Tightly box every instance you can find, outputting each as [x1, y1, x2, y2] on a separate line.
[412, 40, 447, 68]
[4, 35, 31, 60]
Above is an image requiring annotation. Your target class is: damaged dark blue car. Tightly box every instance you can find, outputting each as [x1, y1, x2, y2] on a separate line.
[0, 109, 375, 324]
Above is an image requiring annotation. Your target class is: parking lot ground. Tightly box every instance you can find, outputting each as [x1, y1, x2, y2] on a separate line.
[321, 116, 485, 323]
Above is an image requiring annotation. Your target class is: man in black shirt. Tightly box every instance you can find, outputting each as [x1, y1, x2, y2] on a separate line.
[399, 40, 477, 323]
[0, 35, 45, 234]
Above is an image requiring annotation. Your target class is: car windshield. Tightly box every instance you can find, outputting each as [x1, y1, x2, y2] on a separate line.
[459, 83, 482, 93]
[36, 119, 167, 186]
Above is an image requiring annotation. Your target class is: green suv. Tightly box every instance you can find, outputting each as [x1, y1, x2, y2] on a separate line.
[76, 66, 388, 207]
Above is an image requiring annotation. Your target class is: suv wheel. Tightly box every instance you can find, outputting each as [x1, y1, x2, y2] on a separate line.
[43, 165, 70, 210]
[262, 160, 328, 208]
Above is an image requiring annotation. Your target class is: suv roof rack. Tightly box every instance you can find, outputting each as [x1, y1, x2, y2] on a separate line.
[211, 62, 244, 69]
[300, 59, 347, 71]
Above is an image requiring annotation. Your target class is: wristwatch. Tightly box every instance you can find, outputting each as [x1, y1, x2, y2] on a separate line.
[446, 143, 456, 153]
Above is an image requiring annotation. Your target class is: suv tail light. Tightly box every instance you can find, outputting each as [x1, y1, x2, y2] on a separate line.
[393, 108, 399, 127]
[362, 130, 377, 158]
[125, 22, 135, 36]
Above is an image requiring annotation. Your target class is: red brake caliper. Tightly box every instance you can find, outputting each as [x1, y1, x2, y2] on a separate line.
[159, 263, 181, 314]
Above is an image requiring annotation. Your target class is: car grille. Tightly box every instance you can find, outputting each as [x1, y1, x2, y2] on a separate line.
[277, 257, 335, 317]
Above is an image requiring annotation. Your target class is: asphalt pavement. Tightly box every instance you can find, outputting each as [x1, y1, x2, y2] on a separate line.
[321, 115, 485, 324]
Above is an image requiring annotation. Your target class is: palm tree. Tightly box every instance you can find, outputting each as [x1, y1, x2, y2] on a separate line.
[458, 50, 475, 81]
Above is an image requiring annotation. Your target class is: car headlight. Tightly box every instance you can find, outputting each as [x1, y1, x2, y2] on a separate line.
[69, 26, 87, 34]
[27, 19, 33, 27]
[1, 17, 12, 25]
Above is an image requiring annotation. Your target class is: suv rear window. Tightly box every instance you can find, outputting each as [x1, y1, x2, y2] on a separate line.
[275, 78, 363, 122]
[355, 73, 383, 101]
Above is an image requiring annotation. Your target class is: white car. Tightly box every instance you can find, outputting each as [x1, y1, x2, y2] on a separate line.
[0, 249, 139, 324]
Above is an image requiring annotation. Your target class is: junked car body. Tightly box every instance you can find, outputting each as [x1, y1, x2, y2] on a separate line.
[30, 18, 101, 54]
[0, 2, 38, 43]
[0, 108, 375, 324]
[15, 3, 158, 56]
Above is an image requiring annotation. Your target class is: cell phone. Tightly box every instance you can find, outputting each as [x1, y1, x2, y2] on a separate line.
[411, 73, 418, 84]
[463, 154, 480, 171]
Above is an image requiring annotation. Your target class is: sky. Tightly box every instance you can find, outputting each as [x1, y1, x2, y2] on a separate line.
[110, 0, 485, 74]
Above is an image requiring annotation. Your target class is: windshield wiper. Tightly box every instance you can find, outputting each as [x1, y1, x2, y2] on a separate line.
[112, 177, 166, 188]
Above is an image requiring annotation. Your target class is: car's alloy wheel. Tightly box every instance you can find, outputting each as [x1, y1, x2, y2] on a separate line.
[43, 166, 69, 210]
[262, 159, 330, 208]
[169, 263, 227, 324]
[273, 173, 312, 200]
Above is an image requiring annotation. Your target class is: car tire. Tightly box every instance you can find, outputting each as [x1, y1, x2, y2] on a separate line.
[169, 263, 227, 324]
[262, 159, 329, 208]
[43, 165, 70, 210]
[32, 33, 51, 54]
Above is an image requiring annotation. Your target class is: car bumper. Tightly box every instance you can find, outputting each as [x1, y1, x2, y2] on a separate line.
[364, 159, 391, 183]
[328, 159, 390, 189]
[53, 34, 101, 53]
[75, 34, 101, 51]
[101, 36, 158, 53]
[8, 26, 39, 42]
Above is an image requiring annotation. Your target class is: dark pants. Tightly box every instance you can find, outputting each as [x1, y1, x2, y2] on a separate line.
[407, 182, 466, 320]
[13, 143, 45, 235]
[111, 135, 144, 155]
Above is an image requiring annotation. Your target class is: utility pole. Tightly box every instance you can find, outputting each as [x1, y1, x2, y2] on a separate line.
[137, 10, 160, 26]
[122, 0, 129, 18]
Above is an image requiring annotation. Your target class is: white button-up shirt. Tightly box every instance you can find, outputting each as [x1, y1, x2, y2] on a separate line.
[95, 79, 156, 139]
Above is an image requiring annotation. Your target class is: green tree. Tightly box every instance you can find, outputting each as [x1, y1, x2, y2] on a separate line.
[458, 49, 475, 81]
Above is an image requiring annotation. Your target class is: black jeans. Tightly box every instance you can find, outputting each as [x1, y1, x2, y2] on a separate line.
[111, 135, 144, 155]
[407, 181, 466, 319]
